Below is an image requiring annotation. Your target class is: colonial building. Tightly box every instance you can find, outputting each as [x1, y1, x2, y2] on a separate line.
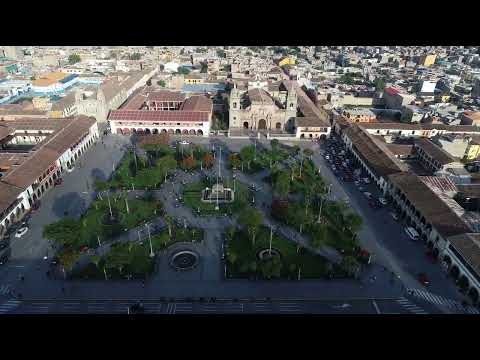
[228, 80, 297, 131]
[0, 116, 99, 238]
[108, 90, 212, 137]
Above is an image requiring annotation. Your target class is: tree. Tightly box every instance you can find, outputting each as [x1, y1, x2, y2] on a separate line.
[343, 212, 363, 234]
[192, 145, 206, 161]
[227, 251, 237, 265]
[43, 219, 82, 247]
[240, 145, 256, 170]
[181, 155, 197, 170]
[130, 52, 142, 60]
[270, 139, 279, 152]
[177, 66, 190, 75]
[68, 54, 81, 65]
[273, 172, 291, 198]
[229, 153, 241, 169]
[58, 248, 81, 272]
[374, 78, 386, 92]
[157, 80, 166, 87]
[238, 208, 263, 246]
[340, 255, 360, 277]
[200, 62, 208, 73]
[303, 148, 314, 160]
[202, 153, 214, 168]
[292, 145, 301, 156]
[216, 49, 226, 58]
[91, 255, 101, 269]
[271, 199, 289, 221]
[260, 256, 282, 279]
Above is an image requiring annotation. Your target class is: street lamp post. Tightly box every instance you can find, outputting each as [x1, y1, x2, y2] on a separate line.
[97, 235, 101, 247]
[125, 197, 130, 214]
[269, 225, 274, 256]
[145, 223, 154, 257]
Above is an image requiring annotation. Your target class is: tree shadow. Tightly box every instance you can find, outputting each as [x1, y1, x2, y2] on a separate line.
[91, 168, 107, 182]
[51, 192, 87, 219]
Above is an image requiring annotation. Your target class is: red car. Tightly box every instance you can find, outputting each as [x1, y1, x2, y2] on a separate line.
[418, 273, 430, 287]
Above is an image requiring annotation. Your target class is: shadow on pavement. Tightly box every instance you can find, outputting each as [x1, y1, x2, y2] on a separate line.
[51, 192, 87, 219]
[91, 168, 107, 182]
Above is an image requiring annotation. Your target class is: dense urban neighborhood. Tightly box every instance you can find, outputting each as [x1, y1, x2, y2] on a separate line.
[1, 45, 480, 314]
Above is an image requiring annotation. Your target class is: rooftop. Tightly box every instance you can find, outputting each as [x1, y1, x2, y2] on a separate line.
[447, 233, 480, 279]
[345, 125, 409, 178]
[108, 110, 209, 123]
[414, 137, 458, 165]
[389, 172, 471, 238]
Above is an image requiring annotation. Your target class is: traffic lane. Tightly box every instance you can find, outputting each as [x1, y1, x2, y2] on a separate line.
[315, 149, 462, 301]
[328, 163, 461, 299]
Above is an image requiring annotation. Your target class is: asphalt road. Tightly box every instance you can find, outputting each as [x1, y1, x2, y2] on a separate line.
[0, 132, 470, 314]
[0, 298, 434, 314]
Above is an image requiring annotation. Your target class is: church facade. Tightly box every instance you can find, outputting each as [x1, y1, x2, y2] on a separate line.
[228, 80, 297, 132]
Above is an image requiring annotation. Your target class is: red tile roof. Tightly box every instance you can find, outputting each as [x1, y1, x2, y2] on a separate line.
[384, 87, 401, 96]
[108, 110, 209, 123]
[146, 91, 185, 103]
[179, 95, 212, 112]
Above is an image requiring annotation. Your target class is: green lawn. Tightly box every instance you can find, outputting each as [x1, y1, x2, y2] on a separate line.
[225, 225, 337, 279]
[71, 242, 156, 280]
[97, 151, 177, 191]
[183, 178, 251, 216]
[150, 225, 204, 251]
[44, 194, 162, 251]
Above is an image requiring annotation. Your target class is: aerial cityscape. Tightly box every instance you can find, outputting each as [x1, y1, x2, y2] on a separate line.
[0, 45, 480, 314]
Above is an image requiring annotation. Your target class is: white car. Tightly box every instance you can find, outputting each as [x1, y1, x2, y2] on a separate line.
[179, 140, 190, 145]
[378, 197, 388, 205]
[405, 226, 419, 241]
[15, 227, 29, 238]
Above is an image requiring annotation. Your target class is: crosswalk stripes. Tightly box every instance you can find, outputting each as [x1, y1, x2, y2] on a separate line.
[165, 303, 176, 314]
[170, 303, 192, 313]
[0, 284, 12, 296]
[278, 303, 302, 313]
[0, 300, 21, 314]
[253, 302, 271, 312]
[396, 297, 428, 314]
[407, 288, 479, 314]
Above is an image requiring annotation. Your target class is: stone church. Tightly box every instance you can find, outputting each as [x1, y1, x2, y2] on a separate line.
[228, 80, 297, 132]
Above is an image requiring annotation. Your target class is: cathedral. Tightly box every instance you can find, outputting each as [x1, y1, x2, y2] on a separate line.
[228, 80, 297, 132]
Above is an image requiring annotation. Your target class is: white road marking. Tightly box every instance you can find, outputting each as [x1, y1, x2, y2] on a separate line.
[372, 300, 381, 314]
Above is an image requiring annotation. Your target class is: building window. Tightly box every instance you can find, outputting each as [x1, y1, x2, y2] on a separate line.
[233, 102, 237, 108]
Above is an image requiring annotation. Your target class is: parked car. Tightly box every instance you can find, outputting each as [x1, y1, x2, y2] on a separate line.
[14, 227, 29, 238]
[405, 227, 419, 241]
[417, 273, 430, 287]
[54, 178, 63, 186]
[179, 140, 190, 145]
[66, 166, 75, 173]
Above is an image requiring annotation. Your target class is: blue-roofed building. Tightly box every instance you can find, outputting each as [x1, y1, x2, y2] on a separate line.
[59, 74, 78, 84]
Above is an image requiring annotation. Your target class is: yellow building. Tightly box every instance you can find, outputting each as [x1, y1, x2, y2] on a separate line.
[278, 56, 296, 67]
[184, 74, 204, 84]
[466, 139, 480, 160]
[419, 54, 437, 67]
